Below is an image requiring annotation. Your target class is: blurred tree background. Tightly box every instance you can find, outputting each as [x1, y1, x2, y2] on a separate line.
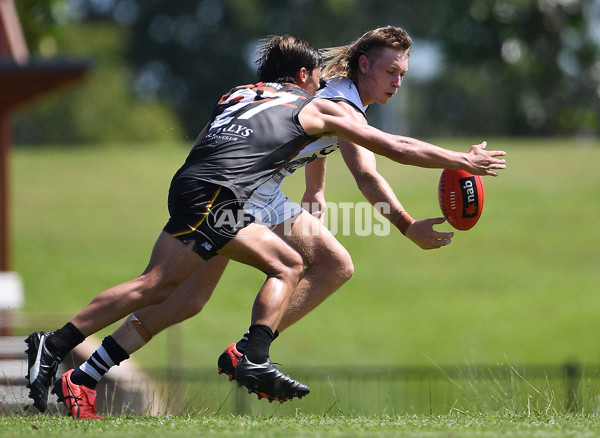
[12, 0, 600, 145]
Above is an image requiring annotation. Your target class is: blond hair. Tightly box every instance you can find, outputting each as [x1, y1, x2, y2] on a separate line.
[321, 26, 412, 82]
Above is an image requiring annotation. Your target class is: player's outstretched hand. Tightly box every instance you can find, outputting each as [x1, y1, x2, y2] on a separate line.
[405, 217, 454, 250]
[465, 141, 506, 177]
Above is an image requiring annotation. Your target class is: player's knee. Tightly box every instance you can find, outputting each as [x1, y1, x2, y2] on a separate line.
[330, 247, 354, 284]
[312, 245, 354, 285]
[278, 250, 304, 285]
[183, 295, 208, 318]
[339, 251, 354, 283]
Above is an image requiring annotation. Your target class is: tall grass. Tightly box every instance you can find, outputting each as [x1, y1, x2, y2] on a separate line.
[141, 360, 600, 417]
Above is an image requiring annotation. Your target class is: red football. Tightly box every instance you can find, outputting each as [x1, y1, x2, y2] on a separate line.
[438, 169, 485, 230]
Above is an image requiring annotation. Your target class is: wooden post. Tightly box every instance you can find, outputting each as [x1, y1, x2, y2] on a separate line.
[0, 110, 10, 271]
[0, 0, 29, 64]
[0, 0, 88, 337]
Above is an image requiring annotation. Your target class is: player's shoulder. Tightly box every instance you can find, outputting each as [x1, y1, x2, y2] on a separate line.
[307, 96, 345, 115]
[261, 82, 314, 98]
[307, 98, 365, 126]
[317, 77, 355, 97]
[317, 77, 367, 116]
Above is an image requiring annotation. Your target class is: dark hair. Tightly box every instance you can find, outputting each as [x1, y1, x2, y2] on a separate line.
[256, 35, 322, 84]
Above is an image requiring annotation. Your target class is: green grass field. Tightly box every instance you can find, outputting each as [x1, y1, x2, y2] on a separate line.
[3, 413, 600, 437]
[6, 138, 600, 432]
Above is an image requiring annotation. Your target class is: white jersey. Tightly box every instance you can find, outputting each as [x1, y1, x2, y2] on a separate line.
[244, 78, 368, 225]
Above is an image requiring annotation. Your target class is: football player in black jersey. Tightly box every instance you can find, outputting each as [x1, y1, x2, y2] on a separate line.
[26, 35, 322, 416]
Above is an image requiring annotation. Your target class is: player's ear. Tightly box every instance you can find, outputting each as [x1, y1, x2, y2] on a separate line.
[358, 54, 369, 74]
[295, 67, 308, 85]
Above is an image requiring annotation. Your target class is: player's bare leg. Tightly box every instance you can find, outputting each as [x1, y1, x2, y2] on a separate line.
[123, 256, 229, 337]
[218, 223, 304, 332]
[274, 210, 353, 331]
[70, 232, 206, 336]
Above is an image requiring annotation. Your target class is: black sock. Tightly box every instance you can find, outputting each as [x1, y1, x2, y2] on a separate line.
[237, 329, 278, 354]
[46, 322, 85, 358]
[243, 324, 274, 363]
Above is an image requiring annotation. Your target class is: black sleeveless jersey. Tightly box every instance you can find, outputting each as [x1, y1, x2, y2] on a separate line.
[174, 82, 319, 201]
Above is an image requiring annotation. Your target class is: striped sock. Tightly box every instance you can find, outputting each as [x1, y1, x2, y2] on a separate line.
[70, 336, 129, 389]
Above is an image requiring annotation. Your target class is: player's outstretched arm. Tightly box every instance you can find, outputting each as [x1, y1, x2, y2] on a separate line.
[340, 138, 453, 250]
[300, 98, 506, 176]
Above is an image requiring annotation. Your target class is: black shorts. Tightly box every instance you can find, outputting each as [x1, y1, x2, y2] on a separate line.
[163, 179, 255, 260]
